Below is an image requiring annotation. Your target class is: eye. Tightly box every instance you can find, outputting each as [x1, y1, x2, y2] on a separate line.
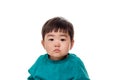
[48, 39, 54, 41]
[61, 39, 66, 41]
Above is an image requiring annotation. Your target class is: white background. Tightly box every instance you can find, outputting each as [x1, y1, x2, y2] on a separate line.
[0, 0, 120, 80]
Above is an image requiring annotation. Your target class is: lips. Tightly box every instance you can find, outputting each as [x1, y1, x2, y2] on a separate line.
[54, 49, 60, 53]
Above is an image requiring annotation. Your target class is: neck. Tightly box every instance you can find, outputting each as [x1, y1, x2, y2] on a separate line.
[48, 54, 68, 61]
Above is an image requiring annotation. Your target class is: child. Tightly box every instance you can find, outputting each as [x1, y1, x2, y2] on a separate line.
[28, 17, 90, 80]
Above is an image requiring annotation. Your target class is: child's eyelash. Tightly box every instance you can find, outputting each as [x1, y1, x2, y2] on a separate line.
[48, 39, 54, 41]
[48, 38, 66, 41]
[61, 39, 66, 41]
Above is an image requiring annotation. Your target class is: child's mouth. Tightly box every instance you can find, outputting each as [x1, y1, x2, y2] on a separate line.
[54, 49, 60, 53]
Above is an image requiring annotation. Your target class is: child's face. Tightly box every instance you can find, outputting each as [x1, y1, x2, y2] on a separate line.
[41, 31, 74, 60]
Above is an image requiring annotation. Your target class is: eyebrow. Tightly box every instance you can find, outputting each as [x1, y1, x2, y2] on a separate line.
[59, 34, 68, 37]
[47, 34, 68, 37]
[46, 34, 54, 37]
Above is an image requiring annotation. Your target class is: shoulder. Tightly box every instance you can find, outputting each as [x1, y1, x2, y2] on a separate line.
[69, 53, 84, 65]
[69, 53, 87, 70]
[69, 53, 90, 79]
[68, 53, 86, 70]
[28, 54, 47, 74]
[36, 54, 47, 62]
[32, 54, 49, 66]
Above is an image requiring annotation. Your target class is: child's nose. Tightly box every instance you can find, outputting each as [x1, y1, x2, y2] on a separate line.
[54, 41, 60, 47]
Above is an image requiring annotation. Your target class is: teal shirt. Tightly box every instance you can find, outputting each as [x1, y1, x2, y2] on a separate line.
[28, 53, 90, 80]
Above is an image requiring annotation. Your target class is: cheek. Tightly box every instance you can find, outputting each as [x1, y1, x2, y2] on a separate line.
[44, 43, 50, 48]
[62, 43, 71, 50]
[44, 42, 53, 50]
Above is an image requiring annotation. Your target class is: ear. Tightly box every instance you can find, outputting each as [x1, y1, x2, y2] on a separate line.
[41, 40, 45, 49]
[70, 40, 74, 50]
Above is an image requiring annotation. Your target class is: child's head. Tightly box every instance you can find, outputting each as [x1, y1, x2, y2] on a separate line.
[41, 17, 74, 60]
[41, 17, 74, 41]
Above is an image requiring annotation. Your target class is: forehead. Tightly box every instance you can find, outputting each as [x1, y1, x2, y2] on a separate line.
[45, 31, 69, 37]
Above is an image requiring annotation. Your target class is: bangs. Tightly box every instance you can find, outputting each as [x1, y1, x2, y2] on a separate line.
[46, 25, 68, 33]
[42, 19, 70, 38]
